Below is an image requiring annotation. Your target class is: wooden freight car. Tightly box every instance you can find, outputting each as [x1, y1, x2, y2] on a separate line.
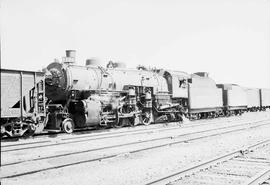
[1, 69, 46, 137]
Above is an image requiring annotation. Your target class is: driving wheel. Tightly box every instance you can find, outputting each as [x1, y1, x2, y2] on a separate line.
[62, 118, 74, 134]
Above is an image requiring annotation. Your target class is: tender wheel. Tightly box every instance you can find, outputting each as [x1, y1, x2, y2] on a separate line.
[113, 119, 125, 128]
[62, 118, 74, 134]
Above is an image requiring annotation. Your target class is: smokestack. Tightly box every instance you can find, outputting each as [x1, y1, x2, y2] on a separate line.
[66, 50, 76, 58]
[63, 50, 76, 64]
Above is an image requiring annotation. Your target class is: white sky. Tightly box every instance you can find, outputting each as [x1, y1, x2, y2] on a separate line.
[1, 0, 270, 88]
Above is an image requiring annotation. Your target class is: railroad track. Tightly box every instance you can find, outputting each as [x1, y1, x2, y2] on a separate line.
[1, 119, 270, 179]
[146, 139, 270, 185]
[2, 117, 269, 153]
[2, 118, 269, 154]
[0, 112, 257, 143]
[245, 169, 270, 185]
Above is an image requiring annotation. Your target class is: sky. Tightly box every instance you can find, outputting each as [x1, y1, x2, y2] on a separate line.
[1, 0, 270, 88]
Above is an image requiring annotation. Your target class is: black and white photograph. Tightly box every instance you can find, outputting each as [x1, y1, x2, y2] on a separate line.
[1, 0, 270, 184]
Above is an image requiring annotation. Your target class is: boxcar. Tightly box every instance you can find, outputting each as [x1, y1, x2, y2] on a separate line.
[1, 69, 46, 137]
[217, 84, 247, 115]
[260, 88, 270, 110]
[245, 88, 260, 111]
[188, 72, 223, 119]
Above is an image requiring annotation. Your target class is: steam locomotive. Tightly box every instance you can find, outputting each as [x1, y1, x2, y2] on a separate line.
[45, 50, 186, 133]
[1, 50, 270, 137]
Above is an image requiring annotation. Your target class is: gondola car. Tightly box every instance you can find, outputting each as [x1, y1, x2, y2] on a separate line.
[0, 69, 46, 137]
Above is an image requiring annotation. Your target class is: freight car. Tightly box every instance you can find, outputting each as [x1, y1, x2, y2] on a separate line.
[0, 69, 46, 137]
[260, 89, 270, 110]
[245, 88, 261, 112]
[217, 84, 247, 116]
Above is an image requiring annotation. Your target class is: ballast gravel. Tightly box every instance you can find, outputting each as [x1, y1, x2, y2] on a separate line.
[1, 111, 270, 185]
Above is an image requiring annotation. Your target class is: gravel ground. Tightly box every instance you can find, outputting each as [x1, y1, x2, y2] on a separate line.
[3, 112, 267, 165]
[171, 143, 270, 185]
[1, 111, 270, 185]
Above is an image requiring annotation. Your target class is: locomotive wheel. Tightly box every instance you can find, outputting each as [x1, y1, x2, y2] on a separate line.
[62, 118, 74, 134]
[142, 111, 153, 126]
[113, 119, 125, 128]
[23, 123, 36, 138]
[133, 115, 142, 126]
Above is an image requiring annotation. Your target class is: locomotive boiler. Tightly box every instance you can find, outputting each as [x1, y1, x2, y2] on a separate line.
[45, 50, 184, 133]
